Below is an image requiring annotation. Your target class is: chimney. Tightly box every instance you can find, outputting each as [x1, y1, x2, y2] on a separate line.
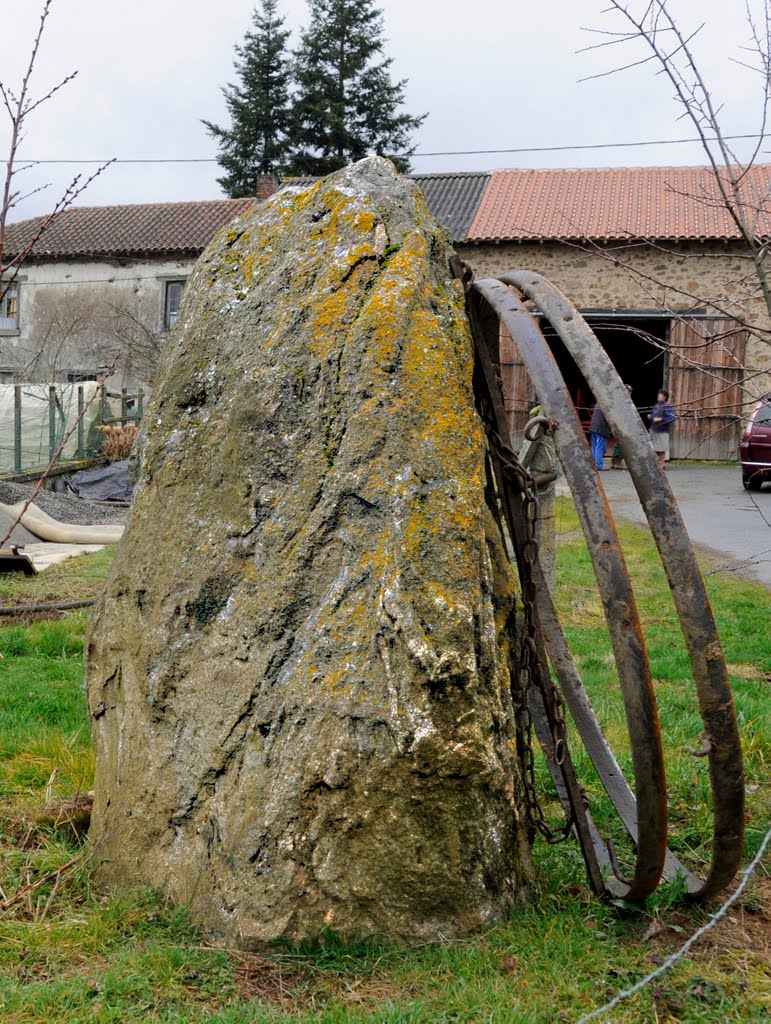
[255, 174, 280, 201]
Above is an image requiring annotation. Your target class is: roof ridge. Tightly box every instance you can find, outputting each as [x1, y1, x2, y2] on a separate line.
[410, 171, 490, 178]
[489, 163, 771, 174]
[6, 195, 252, 227]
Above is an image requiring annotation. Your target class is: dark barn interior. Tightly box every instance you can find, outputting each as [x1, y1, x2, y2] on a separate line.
[539, 315, 668, 431]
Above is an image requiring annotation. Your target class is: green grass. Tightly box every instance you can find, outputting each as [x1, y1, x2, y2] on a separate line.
[0, 546, 115, 608]
[552, 498, 770, 871]
[0, 517, 769, 1023]
[0, 616, 92, 804]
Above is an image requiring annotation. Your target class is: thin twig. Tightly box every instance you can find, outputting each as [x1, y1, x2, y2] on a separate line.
[0, 0, 114, 307]
[0, 850, 85, 913]
[0, 599, 96, 617]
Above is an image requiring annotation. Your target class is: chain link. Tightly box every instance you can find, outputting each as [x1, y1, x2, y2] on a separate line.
[451, 254, 576, 845]
[485, 424, 574, 845]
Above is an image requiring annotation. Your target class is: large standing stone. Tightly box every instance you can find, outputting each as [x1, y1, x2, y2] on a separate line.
[87, 158, 532, 946]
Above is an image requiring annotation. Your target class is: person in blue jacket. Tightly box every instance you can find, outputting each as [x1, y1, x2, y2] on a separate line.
[648, 388, 676, 465]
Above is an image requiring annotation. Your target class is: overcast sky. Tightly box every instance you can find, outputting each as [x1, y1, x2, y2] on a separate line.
[1, 0, 766, 220]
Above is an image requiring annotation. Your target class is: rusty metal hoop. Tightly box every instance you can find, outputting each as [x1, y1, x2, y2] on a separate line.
[470, 279, 668, 900]
[498, 271, 745, 900]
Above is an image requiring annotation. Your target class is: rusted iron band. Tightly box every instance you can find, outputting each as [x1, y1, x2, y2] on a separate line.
[470, 280, 668, 900]
[472, 322, 611, 891]
[501, 270, 745, 899]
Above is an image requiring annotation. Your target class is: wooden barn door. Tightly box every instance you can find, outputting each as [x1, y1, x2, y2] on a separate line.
[666, 318, 747, 461]
[499, 322, 536, 443]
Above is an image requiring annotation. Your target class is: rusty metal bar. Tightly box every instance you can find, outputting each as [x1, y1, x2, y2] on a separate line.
[470, 280, 668, 900]
[471, 318, 610, 894]
[501, 270, 744, 899]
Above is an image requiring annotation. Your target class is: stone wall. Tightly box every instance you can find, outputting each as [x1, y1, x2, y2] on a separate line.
[458, 239, 771, 399]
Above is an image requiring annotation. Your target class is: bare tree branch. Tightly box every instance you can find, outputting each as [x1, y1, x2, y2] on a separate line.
[0, 0, 113, 309]
[584, 1, 771, 322]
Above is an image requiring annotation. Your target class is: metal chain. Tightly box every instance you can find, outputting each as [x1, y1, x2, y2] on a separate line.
[484, 421, 574, 845]
[450, 254, 575, 845]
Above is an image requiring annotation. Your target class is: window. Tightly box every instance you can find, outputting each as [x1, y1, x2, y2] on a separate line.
[754, 401, 771, 425]
[164, 280, 186, 329]
[63, 368, 97, 383]
[0, 281, 19, 332]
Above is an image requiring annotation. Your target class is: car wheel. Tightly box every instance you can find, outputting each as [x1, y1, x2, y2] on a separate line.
[744, 474, 763, 491]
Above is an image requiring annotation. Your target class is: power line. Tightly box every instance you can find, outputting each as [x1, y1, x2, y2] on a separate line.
[415, 133, 767, 158]
[15, 132, 768, 164]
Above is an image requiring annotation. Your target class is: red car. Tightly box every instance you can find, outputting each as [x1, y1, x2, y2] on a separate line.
[740, 394, 771, 491]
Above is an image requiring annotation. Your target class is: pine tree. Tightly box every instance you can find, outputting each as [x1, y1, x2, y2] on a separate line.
[288, 0, 425, 176]
[203, 0, 292, 197]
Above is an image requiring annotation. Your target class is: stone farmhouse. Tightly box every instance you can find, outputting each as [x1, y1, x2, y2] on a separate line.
[3, 165, 769, 460]
[0, 195, 255, 389]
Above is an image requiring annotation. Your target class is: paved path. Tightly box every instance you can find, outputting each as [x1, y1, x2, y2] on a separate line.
[595, 465, 771, 589]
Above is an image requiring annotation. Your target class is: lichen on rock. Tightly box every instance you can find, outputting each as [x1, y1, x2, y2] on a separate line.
[87, 157, 532, 946]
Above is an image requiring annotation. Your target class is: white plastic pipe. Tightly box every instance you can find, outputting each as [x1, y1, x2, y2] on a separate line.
[0, 500, 124, 545]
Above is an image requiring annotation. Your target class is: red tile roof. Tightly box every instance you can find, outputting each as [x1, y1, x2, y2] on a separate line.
[467, 165, 771, 243]
[3, 175, 486, 257]
[6, 165, 768, 260]
[3, 197, 254, 259]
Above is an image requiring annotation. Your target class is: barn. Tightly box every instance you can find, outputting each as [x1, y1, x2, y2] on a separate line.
[457, 166, 771, 461]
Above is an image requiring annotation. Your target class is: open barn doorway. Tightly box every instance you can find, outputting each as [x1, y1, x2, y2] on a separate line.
[498, 308, 746, 461]
[542, 315, 668, 432]
[499, 313, 669, 447]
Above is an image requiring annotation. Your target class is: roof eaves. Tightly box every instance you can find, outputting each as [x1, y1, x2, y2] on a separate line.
[12, 245, 206, 261]
[465, 231, 752, 244]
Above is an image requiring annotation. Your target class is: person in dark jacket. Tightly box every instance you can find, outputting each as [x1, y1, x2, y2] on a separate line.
[589, 402, 611, 469]
[648, 388, 676, 465]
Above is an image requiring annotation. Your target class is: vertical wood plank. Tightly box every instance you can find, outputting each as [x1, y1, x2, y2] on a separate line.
[666, 318, 747, 460]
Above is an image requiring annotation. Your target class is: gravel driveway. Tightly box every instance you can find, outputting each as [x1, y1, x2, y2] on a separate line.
[595, 464, 771, 589]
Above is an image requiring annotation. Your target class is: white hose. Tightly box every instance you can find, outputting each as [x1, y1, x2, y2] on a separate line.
[0, 500, 124, 545]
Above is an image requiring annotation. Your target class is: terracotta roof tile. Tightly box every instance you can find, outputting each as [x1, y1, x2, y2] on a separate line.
[9, 165, 758, 260]
[3, 197, 254, 259]
[4, 172, 489, 260]
[467, 165, 771, 242]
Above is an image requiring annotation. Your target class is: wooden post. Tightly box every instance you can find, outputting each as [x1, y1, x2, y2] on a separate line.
[77, 385, 85, 458]
[48, 385, 57, 461]
[13, 384, 22, 473]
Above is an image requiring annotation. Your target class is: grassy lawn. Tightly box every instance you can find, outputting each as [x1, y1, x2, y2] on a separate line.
[0, 546, 115, 610]
[0, 507, 769, 1023]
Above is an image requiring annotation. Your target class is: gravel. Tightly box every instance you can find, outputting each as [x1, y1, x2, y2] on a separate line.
[0, 481, 128, 526]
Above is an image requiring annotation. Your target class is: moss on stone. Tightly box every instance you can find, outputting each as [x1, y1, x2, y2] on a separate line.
[87, 157, 531, 949]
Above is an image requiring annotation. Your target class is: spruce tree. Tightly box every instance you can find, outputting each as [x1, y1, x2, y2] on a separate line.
[203, 0, 292, 197]
[288, 0, 425, 176]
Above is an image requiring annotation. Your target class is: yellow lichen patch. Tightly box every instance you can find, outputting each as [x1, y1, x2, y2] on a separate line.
[267, 181, 320, 224]
[309, 289, 350, 361]
[349, 209, 376, 235]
